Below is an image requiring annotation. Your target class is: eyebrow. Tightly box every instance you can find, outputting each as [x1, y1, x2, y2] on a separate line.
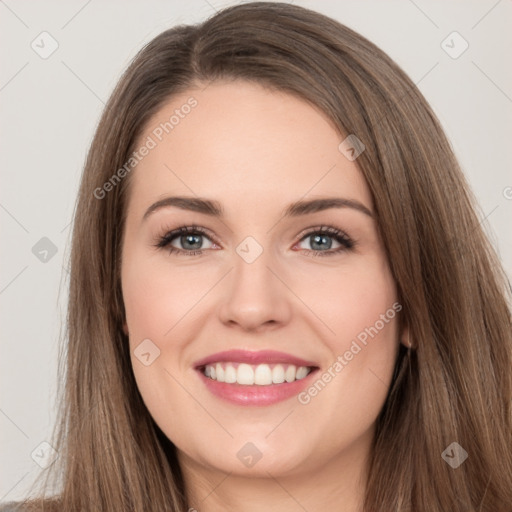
[142, 195, 373, 222]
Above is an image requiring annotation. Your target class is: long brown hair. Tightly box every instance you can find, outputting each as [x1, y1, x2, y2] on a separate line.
[20, 2, 512, 510]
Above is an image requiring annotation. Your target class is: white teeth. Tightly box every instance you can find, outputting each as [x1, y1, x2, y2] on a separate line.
[224, 365, 237, 383]
[237, 363, 254, 385]
[254, 364, 272, 385]
[296, 366, 309, 380]
[215, 363, 225, 383]
[203, 362, 312, 385]
[285, 365, 296, 383]
[272, 364, 285, 384]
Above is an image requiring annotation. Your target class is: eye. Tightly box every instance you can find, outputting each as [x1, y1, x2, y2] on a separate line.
[295, 226, 354, 256]
[154, 224, 354, 257]
[154, 226, 217, 256]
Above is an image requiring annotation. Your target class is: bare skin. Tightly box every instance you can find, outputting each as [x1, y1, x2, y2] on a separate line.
[121, 80, 408, 512]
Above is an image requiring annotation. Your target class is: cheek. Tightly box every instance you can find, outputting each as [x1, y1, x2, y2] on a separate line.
[122, 251, 218, 415]
[122, 252, 214, 342]
[294, 258, 400, 419]
[292, 255, 399, 345]
[122, 252, 204, 436]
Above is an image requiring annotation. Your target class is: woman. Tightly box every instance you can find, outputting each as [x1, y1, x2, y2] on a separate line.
[4, 2, 511, 511]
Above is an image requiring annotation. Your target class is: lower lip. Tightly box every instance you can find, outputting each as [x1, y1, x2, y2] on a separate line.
[196, 368, 319, 406]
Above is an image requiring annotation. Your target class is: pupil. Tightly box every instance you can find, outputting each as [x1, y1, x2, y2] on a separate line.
[182, 234, 202, 250]
[311, 234, 331, 251]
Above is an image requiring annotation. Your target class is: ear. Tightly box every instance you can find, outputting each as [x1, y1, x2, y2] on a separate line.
[122, 321, 129, 336]
[400, 323, 412, 349]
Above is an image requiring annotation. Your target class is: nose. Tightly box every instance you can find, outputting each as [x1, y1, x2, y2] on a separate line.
[218, 245, 293, 332]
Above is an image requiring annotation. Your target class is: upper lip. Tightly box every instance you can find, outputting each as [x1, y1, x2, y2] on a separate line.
[194, 349, 319, 369]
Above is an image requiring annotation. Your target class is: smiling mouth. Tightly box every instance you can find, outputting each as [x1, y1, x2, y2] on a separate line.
[199, 362, 316, 386]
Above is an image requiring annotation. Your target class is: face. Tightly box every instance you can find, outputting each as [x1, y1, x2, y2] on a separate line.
[121, 80, 404, 480]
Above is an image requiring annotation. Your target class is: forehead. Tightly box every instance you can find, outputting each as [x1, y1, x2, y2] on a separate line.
[128, 80, 372, 216]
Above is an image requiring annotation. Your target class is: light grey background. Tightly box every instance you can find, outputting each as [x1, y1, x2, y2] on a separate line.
[1, 0, 511, 502]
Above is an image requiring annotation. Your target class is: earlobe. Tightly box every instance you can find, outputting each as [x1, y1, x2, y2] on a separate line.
[400, 325, 412, 349]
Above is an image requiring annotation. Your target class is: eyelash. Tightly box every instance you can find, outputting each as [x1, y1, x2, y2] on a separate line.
[154, 225, 355, 257]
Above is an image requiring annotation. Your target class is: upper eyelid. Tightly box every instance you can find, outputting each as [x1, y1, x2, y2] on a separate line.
[296, 225, 349, 239]
[156, 225, 216, 246]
